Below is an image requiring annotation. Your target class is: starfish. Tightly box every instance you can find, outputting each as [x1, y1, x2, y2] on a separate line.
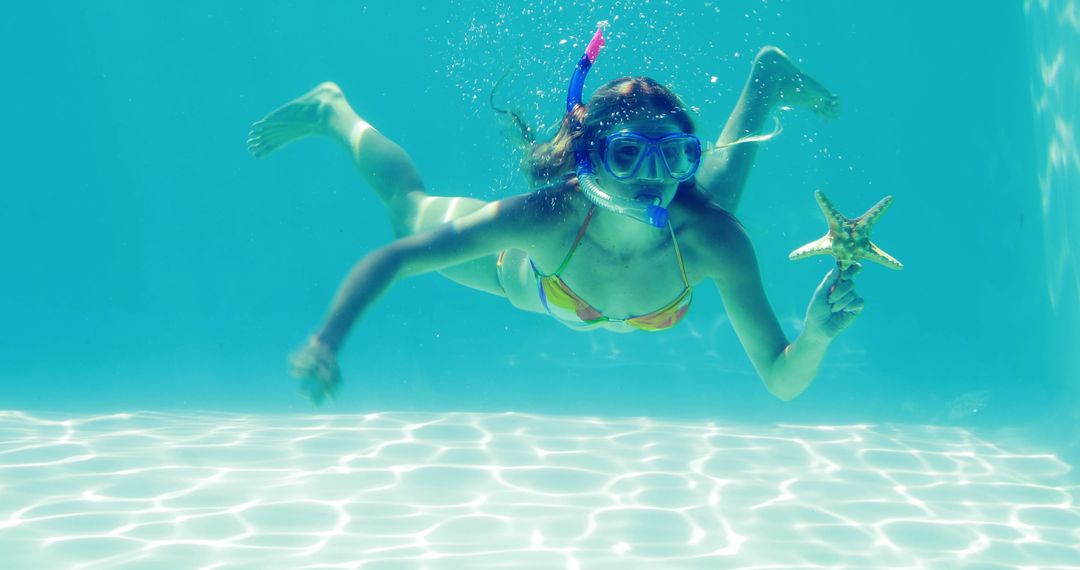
[789, 190, 903, 271]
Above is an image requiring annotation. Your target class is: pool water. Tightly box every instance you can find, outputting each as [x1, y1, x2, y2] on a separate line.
[2, 1, 1078, 567]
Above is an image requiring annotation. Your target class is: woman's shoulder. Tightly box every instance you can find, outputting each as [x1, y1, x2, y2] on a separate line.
[506, 184, 580, 221]
[487, 185, 583, 239]
[673, 187, 746, 240]
[672, 188, 754, 273]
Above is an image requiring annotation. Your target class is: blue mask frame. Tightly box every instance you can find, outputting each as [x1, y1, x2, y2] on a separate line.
[598, 132, 703, 182]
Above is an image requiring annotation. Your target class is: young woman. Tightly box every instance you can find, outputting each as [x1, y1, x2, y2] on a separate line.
[247, 32, 860, 406]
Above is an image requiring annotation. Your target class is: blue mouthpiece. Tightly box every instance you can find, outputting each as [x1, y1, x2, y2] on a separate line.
[646, 205, 669, 228]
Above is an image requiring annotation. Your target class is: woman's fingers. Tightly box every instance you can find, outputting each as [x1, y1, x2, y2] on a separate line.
[826, 263, 859, 294]
[830, 291, 855, 312]
[830, 289, 865, 313]
[839, 262, 862, 281]
[828, 279, 855, 302]
[839, 296, 865, 313]
[826, 263, 862, 310]
[291, 353, 320, 378]
[287, 341, 341, 406]
[817, 267, 839, 294]
[289, 354, 313, 378]
[826, 297, 864, 332]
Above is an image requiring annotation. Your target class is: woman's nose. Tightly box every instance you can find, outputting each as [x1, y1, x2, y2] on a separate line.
[638, 149, 663, 180]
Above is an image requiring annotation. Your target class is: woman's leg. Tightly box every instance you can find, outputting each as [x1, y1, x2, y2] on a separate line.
[695, 47, 840, 213]
[247, 83, 504, 296]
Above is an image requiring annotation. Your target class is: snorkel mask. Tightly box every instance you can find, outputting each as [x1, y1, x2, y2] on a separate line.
[566, 24, 669, 228]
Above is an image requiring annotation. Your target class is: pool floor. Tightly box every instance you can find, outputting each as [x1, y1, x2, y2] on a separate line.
[2, 411, 1078, 569]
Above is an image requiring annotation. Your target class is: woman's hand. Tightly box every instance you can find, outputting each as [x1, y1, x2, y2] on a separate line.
[804, 262, 864, 341]
[288, 336, 341, 406]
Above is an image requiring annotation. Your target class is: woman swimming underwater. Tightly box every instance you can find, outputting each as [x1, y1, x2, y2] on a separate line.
[247, 28, 861, 405]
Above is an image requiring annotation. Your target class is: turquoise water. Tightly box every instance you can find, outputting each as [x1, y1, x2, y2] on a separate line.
[2, 1, 1078, 567]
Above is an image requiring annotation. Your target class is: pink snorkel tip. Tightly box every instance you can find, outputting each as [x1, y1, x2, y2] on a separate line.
[585, 27, 604, 63]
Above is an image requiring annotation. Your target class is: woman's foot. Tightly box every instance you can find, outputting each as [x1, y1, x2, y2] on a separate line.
[754, 46, 840, 120]
[247, 82, 345, 158]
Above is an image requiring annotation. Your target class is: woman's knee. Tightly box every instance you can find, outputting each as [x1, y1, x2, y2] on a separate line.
[754, 46, 788, 69]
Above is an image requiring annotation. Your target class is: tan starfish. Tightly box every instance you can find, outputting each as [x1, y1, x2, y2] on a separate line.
[789, 190, 903, 271]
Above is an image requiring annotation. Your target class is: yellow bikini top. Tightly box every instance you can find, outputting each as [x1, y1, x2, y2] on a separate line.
[531, 205, 693, 331]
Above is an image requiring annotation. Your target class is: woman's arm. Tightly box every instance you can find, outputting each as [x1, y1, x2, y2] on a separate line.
[313, 194, 537, 352]
[705, 216, 862, 400]
[289, 193, 545, 405]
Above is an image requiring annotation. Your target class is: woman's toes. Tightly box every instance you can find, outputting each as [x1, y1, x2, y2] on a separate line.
[815, 94, 841, 120]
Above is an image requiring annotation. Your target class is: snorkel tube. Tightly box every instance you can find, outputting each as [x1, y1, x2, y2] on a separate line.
[566, 24, 669, 228]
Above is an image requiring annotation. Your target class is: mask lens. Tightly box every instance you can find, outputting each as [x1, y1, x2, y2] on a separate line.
[660, 137, 701, 179]
[606, 137, 646, 178]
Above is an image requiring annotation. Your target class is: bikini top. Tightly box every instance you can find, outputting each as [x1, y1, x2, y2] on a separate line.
[531, 205, 693, 331]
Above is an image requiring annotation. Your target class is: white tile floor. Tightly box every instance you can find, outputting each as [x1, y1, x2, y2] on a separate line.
[1, 411, 1078, 569]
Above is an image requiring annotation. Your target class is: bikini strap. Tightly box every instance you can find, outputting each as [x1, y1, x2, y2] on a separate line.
[668, 222, 691, 287]
[553, 204, 596, 276]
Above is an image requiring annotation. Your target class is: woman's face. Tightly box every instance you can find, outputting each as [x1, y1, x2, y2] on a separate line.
[592, 117, 687, 208]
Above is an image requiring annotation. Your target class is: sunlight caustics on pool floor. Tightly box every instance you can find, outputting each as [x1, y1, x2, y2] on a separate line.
[1, 411, 1078, 569]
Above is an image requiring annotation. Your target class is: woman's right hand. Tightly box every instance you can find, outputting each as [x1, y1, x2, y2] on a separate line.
[804, 262, 864, 341]
[288, 336, 341, 406]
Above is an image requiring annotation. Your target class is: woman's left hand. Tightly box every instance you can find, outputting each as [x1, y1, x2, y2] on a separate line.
[289, 336, 342, 406]
[804, 262, 864, 340]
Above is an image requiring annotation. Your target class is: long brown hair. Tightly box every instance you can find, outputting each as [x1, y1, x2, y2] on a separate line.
[505, 77, 696, 190]
[494, 76, 743, 228]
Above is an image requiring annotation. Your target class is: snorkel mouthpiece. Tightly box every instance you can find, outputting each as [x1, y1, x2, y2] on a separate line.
[645, 204, 669, 227]
[565, 23, 669, 229]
